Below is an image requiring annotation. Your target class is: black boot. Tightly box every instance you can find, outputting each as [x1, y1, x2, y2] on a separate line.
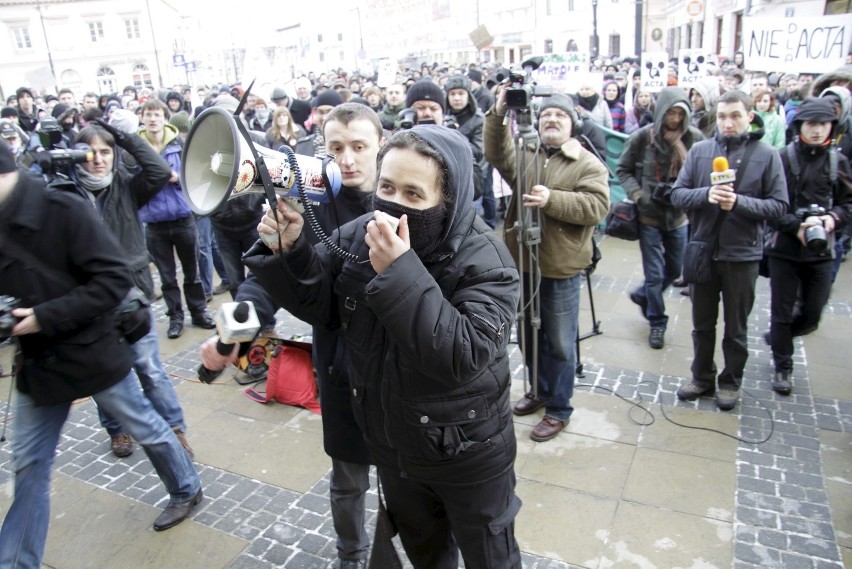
[772, 370, 792, 395]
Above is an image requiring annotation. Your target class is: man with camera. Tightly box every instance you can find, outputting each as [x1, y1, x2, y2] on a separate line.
[669, 90, 788, 411]
[617, 87, 705, 349]
[485, 91, 609, 442]
[765, 97, 852, 395]
[0, 141, 203, 567]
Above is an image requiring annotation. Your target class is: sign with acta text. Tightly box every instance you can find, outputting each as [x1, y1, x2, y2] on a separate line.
[641, 52, 669, 93]
[678, 49, 709, 86]
[743, 14, 852, 74]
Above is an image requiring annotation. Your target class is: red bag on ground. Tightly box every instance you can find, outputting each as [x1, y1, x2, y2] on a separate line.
[244, 340, 321, 414]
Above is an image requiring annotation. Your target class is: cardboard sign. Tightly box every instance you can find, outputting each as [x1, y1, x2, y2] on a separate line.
[532, 53, 590, 93]
[678, 49, 709, 85]
[742, 14, 852, 73]
[641, 52, 669, 93]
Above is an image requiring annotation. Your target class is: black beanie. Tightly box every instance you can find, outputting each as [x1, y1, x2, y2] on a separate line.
[313, 89, 343, 109]
[0, 140, 16, 174]
[468, 69, 483, 84]
[794, 98, 837, 125]
[405, 80, 446, 111]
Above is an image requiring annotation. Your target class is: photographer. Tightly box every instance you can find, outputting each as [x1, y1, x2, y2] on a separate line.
[484, 91, 609, 442]
[0, 142, 202, 566]
[617, 87, 705, 349]
[765, 98, 852, 395]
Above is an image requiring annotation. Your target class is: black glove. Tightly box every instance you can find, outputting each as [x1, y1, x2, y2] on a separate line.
[93, 118, 129, 146]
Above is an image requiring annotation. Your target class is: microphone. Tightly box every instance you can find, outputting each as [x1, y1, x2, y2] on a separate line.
[197, 301, 261, 384]
[710, 156, 736, 186]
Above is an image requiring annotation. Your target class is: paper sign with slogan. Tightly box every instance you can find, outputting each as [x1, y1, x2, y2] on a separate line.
[641, 52, 669, 93]
[742, 14, 852, 74]
[376, 59, 397, 89]
[532, 53, 590, 94]
[678, 49, 709, 86]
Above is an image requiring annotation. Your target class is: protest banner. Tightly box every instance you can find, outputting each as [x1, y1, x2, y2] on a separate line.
[641, 52, 669, 93]
[532, 52, 590, 93]
[743, 14, 852, 74]
[678, 49, 709, 86]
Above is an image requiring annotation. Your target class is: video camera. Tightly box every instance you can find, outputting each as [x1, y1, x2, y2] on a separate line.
[496, 56, 552, 110]
[795, 204, 829, 253]
[0, 296, 20, 342]
[22, 117, 93, 176]
[397, 108, 416, 130]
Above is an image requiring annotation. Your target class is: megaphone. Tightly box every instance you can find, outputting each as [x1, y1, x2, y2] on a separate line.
[180, 106, 342, 215]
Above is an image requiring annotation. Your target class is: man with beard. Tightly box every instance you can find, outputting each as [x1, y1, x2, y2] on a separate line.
[617, 87, 705, 349]
[669, 90, 787, 411]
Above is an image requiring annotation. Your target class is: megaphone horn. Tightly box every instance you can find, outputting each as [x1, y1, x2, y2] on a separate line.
[180, 106, 342, 216]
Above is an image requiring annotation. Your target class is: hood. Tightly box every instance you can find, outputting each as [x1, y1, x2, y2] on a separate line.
[409, 125, 474, 248]
[138, 122, 180, 149]
[811, 66, 852, 100]
[819, 86, 850, 125]
[690, 77, 720, 110]
[652, 86, 692, 127]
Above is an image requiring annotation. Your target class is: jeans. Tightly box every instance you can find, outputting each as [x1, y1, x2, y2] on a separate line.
[97, 308, 187, 436]
[213, 225, 260, 299]
[520, 274, 581, 422]
[195, 214, 214, 296]
[769, 256, 833, 372]
[481, 165, 497, 228]
[146, 216, 207, 321]
[329, 459, 370, 561]
[690, 260, 759, 390]
[0, 372, 200, 569]
[633, 223, 688, 329]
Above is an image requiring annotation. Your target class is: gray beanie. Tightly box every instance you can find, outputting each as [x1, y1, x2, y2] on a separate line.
[539, 94, 576, 117]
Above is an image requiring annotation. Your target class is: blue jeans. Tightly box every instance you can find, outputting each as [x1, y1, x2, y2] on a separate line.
[520, 274, 581, 422]
[196, 214, 214, 296]
[97, 308, 187, 436]
[633, 223, 688, 329]
[481, 165, 497, 228]
[0, 371, 200, 568]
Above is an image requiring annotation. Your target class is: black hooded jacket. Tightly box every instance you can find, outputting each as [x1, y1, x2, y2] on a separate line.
[244, 126, 520, 482]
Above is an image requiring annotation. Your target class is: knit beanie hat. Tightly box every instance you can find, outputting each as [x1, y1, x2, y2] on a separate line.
[539, 94, 576, 117]
[312, 89, 343, 109]
[405, 80, 446, 111]
[52, 103, 76, 121]
[467, 69, 483, 84]
[166, 91, 182, 105]
[1, 107, 19, 119]
[109, 109, 140, 134]
[169, 110, 191, 134]
[15, 87, 34, 100]
[0, 140, 16, 174]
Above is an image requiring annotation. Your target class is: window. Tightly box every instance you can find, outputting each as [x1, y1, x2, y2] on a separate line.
[125, 18, 140, 40]
[89, 21, 104, 43]
[319, 52, 325, 62]
[11, 26, 32, 49]
[317, 34, 323, 43]
[339, 51, 345, 61]
[97, 66, 116, 94]
[608, 33, 620, 57]
[568, 0, 574, 10]
[132, 63, 152, 88]
[337, 33, 343, 41]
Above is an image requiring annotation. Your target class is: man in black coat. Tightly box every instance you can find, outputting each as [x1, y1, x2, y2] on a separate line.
[0, 142, 203, 567]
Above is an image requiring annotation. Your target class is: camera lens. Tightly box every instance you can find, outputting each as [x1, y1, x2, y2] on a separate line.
[805, 224, 828, 253]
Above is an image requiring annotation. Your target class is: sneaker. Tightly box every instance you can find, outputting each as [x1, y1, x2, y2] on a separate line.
[715, 388, 739, 411]
[173, 428, 195, 460]
[212, 282, 230, 295]
[649, 328, 665, 349]
[111, 434, 134, 458]
[676, 381, 714, 401]
[772, 371, 792, 396]
[629, 291, 648, 319]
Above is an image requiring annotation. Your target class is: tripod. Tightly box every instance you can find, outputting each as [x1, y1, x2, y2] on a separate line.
[508, 108, 545, 400]
[575, 238, 603, 377]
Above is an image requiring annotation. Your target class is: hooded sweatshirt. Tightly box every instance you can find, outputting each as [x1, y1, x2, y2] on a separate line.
[244, 125, 520, 482]
[690, 77, 720, 138]
[137, 122, 192, 223]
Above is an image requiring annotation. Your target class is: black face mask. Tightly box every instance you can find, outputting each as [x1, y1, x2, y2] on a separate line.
[372, 195, 447, 257]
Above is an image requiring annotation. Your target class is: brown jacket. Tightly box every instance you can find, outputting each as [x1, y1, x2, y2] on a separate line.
[484, 110, 610, 278]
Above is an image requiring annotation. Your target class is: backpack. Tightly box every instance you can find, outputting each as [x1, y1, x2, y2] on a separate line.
[244, 338, 321, 414]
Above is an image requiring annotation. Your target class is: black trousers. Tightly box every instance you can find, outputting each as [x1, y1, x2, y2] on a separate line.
[378, 466, 522, 569]
[146, 215, 207, 321]
[690, 260, 759, 390]
[768, 256, 833, 372]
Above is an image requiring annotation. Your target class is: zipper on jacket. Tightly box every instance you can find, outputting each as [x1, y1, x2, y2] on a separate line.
[471, 313, 504, 340]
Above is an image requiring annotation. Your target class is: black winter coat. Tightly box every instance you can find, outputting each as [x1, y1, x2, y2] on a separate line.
[0, 173, 133, 405]
[245, 126, 520, 482]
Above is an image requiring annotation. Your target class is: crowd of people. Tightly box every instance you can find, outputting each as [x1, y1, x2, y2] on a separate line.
[1, 50, 851, 569]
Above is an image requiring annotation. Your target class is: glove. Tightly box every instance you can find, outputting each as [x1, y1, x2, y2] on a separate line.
[93, 118, 129, 146]
[200, 336, 239, 372]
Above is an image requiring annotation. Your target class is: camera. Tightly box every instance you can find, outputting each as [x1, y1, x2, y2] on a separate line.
[397, 107, 416, 130]
[496, 56, 552, 110]
[651, 182, 674, 205]
[795, 204, 829, 253]
[22, 117, 93, 176]
[443, 114, 460, 130]
[0, 296, 21, 342]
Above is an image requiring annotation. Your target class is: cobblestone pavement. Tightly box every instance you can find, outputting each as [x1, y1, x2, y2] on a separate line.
[0, 234, 849, 568]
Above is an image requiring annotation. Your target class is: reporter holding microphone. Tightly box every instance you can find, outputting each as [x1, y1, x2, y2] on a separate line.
[668, 90, 788, 411]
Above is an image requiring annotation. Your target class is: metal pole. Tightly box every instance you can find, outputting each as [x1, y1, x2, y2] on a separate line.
[634, 0, 644, 56]
[592, 0, 599, 59]
[36, 0, 57, 93]
[145, 0, 164, 86]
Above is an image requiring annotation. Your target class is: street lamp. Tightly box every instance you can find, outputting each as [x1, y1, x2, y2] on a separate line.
[591, 0, 599, 59]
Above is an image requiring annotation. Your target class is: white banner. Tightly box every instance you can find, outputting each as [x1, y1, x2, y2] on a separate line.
[641, 52, 669, 93]
[531, 53, 590, 93]
[742, 14, 852, 74]
[678, 49, 710, 86]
